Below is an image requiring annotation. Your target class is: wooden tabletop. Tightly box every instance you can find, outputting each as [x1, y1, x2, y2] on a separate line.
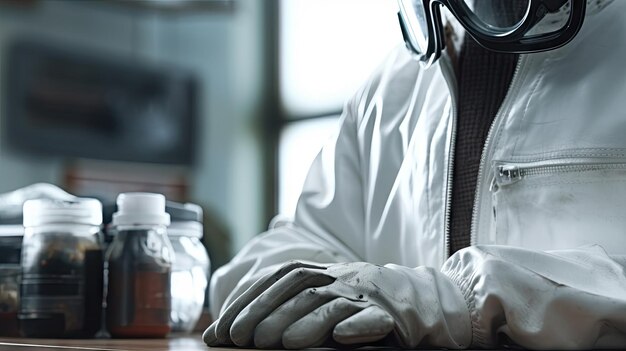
[0, 335, 228, 351]
[0, 336, 506, 351]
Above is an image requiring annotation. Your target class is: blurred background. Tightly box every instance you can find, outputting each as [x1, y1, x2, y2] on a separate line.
[0, 0, 401, 270]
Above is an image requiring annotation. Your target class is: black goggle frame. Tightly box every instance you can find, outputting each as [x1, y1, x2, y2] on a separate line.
[398, 0, 586, 66]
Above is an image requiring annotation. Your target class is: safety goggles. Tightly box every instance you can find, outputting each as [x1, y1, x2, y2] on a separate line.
[398, 0, 586, 66]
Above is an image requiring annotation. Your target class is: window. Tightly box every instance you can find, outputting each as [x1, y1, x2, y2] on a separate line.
[277, 0, 402, 217]
[278, 116, 340, 216]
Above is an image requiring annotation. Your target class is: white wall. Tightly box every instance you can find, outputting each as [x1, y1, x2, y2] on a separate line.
[0, 0, 267, 257]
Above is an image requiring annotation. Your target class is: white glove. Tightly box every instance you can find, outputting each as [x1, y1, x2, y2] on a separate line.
[203, 261, 471, 349]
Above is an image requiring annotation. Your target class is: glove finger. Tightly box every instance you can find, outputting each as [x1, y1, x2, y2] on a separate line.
[333, 305, 395, 345]
[202, 322, 218, 346]
[253, 286, 336, 348]
[229, 267, 336, 346]
[219, 268, 268, 317]
[282, 297, 364, 350]
[215, 261, 326, 345]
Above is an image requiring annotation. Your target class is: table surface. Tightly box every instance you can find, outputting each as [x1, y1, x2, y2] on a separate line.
[0, 336, 505, 351]
[0, 335, 226, 351]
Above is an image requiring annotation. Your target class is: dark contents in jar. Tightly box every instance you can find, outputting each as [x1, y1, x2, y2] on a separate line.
[0, 312, 19, 336]
[107, 270, 171, 338]
[19, 232, 103, 338]
[106, 228, 172, 338]
[0, 266, 20, 336]
[0, 236, 21, 265]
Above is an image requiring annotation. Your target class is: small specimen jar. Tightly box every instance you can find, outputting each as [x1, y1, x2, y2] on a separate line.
[167, 202, 210, 332]
[19, 198, 104, 338]
[106, 193, 173, 338]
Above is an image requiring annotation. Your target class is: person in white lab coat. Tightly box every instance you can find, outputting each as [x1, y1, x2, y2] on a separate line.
[204, 0, 626, 349]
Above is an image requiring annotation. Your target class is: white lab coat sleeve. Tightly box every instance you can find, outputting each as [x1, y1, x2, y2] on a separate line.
[441, 245, 626, 349]
[209, 92, 367, 319]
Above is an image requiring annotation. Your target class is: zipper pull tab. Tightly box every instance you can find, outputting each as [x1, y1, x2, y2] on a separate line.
[489, 174, 498, 192]
[495, 165, 523, 187]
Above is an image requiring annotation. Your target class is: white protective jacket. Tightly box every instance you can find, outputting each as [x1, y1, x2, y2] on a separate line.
[211, 0, 626, 348]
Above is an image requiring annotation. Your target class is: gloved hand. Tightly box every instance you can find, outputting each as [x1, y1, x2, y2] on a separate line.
[203, 261, 471, 349]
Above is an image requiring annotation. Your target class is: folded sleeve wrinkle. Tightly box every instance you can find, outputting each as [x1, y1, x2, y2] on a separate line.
[442, 245, 626, 349]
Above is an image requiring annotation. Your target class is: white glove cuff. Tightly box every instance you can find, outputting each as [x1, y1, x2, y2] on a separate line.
[441, 249, 491, 348]
[385, 264, 472, 349]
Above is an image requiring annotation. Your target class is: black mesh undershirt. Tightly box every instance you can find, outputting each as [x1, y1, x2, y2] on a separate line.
[448, 36, 519, 255]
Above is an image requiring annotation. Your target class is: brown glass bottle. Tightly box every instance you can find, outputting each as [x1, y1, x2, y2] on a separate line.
[105, 193, 172, 338]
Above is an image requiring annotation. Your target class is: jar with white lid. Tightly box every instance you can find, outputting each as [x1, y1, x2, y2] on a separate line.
[166, 202, 210, 333]
[106, 192, 173, 338]
[19, 198, 104, 338]
[0, 223, 23, 336]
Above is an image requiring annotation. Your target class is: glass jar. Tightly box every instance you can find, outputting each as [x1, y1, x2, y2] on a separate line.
[0, 224, 22, 337]
[167, 202, 210, 333]
[106, 193, 173, 338]
[19, 198, 104, 338]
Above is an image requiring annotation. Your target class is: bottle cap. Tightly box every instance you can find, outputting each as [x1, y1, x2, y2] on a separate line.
[23, 198, 103, 227]
[166, 201, 203, 223]
[112, 192, 170, 227]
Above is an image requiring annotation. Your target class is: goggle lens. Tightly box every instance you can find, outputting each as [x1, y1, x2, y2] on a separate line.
[466, 0, 531, 30]
[523, 1, 572, 37]
[398, 0, 430, 55]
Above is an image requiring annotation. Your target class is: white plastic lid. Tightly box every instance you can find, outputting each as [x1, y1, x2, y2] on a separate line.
[23, 198, 103, 227]
[112, 192, 170, 227]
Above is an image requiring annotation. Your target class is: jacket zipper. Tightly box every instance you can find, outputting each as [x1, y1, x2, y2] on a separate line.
[469, 55, 528, 247]
[492, 160, 626, 190]
[439, 54, 458, 260]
